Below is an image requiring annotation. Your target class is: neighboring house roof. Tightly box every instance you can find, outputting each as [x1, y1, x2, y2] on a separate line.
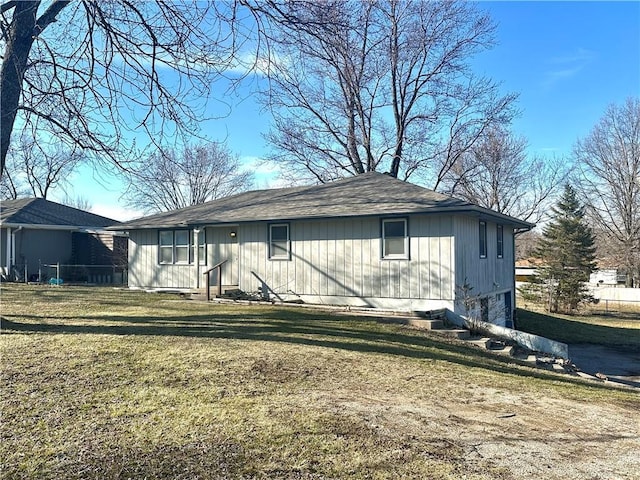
[0, 198, 120, 230]
[115, 172, 534, 230]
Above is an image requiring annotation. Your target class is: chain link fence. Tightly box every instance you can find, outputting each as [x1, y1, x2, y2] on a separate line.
[1, 263, 127, 286]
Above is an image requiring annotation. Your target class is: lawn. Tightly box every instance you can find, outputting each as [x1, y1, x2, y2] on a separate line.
[516, 307, 640, 349]
[1, 284, 639, 479]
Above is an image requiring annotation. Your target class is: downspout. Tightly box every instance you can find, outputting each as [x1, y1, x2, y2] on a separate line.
[5, 227, 11, 273]
[11, 226, 23, 270]
[511, 228, 517, 329]
[5, 227, 11, 270]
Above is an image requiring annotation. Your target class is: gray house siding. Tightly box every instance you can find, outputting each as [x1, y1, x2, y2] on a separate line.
[128, 229, 194, 289]
[127, 214, 457, 310]
[454, 216, 515, 326]
[128, 226, 238, 289]
[238, 215, 454, 309]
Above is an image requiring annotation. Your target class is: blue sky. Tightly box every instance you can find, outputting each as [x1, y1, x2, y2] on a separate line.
[58, 1, 640, 221]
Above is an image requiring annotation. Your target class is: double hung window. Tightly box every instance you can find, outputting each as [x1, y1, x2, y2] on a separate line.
[382, 218, 409, 259]
[158, 229, 205, 264]
[269, 224, 290, 259]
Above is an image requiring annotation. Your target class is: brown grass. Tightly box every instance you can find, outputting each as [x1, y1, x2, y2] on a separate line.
[1, 284, 638, 479]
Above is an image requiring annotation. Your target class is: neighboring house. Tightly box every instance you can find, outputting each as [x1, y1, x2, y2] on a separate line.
[515, 258, 545, 283]
[115, 172, 533, 326]
[0, 198, 126, 282]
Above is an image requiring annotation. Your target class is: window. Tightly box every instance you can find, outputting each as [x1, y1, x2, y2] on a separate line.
[159, 231, 174, 264]
[479, 221, 487, 258]
[158, 229, 206, 265]
[174, 230, 190, 263]
[496, 224, 504, 259]
[382, 218, 408, 259]
[191, 230, 206, 265]
[269, 224, 290, 259]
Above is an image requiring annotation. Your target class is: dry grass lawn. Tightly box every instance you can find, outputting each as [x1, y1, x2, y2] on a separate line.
[1, 284, 639, 479]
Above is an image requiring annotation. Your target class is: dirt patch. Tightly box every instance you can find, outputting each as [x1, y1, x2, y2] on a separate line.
[311, 387, 640, 480]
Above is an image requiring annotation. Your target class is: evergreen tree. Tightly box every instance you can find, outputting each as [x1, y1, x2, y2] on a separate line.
[535, 184, 597, 312]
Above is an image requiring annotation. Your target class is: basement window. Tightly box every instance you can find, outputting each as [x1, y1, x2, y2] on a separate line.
[382, 218, 409, 259]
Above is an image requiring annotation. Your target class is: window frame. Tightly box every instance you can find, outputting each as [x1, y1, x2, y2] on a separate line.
[190, 230, 207, 265]
[479, 221, 487, 259]
[173, 230, 190, 264]
[496, 224, 504, 259]
[157, 229, 206, 265]
[269, 223, 291, 260]
[381, 217, 409, 260]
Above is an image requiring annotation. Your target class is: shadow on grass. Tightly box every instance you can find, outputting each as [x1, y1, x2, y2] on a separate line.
[517, 309, 640, 350]
[0, 310, 617, 391]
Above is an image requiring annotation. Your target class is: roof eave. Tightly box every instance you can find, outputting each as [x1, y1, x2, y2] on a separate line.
[113, 206, 535, 231]
[1, 223, 122, 233]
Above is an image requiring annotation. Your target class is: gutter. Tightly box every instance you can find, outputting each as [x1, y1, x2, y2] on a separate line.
[1, 223, 126, 235]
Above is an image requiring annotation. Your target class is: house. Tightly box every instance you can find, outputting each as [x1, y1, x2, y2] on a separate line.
[0, 198, 126, 283]
[115, 172, 533, 326]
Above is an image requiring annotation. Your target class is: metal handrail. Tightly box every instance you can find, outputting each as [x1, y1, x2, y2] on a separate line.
[203, 259, 228, 300]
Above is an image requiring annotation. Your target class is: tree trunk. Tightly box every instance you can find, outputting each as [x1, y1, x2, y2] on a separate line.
[0, 1, 39, 175]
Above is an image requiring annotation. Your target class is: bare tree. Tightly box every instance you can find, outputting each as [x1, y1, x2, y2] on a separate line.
[0, 135, 82, 199]
[574, 97, 640, 287]
[442, 126, 568, 224]
[261, 0, 516, 185]
[61, 193, 92, 211]
[0, 1, 256, 175]
[515, 230, 542, 262]
[0, 153, 27, 199]
[124, 142, 254, 213]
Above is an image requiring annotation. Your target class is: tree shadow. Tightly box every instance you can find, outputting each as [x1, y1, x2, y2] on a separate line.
[0, 311, 623, 392]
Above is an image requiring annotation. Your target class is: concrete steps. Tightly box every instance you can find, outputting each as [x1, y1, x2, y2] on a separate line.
[190, 286, 240, 301]
[382, 310, 471, 340]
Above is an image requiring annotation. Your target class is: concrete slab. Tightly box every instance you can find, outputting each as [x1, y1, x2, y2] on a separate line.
[569, 344, 640, 389]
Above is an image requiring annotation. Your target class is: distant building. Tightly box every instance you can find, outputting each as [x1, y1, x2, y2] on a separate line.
[1, 198, 125, 282]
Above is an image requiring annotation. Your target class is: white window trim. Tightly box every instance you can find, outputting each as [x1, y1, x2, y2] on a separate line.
[496, 224, 504, 259]
[158, 229, 206, 265]
[269, 223, 290, 260]
[382, 218, 409, 260]
[174, 230, 190, 264]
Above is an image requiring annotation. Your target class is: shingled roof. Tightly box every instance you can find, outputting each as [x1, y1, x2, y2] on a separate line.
[1, 198, 119, 229]
[116, 172, 533, 230]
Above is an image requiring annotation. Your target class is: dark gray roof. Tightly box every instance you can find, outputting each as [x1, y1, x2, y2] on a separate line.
[117, 172, 533, 230]
[1, 198, 119, 229]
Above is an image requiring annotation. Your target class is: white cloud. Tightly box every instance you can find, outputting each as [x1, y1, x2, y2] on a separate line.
[542, 48, 596, 88]
[240, 156, 292, 189]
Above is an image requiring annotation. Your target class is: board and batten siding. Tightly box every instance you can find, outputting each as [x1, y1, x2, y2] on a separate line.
[128, 229, 193, 289]
[206, 226, 239, 286]
[453, 216, 515, 325]
[453, 216, 514, 295]
[236, 214, 455, 309]
[128, 227, 239, 289]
